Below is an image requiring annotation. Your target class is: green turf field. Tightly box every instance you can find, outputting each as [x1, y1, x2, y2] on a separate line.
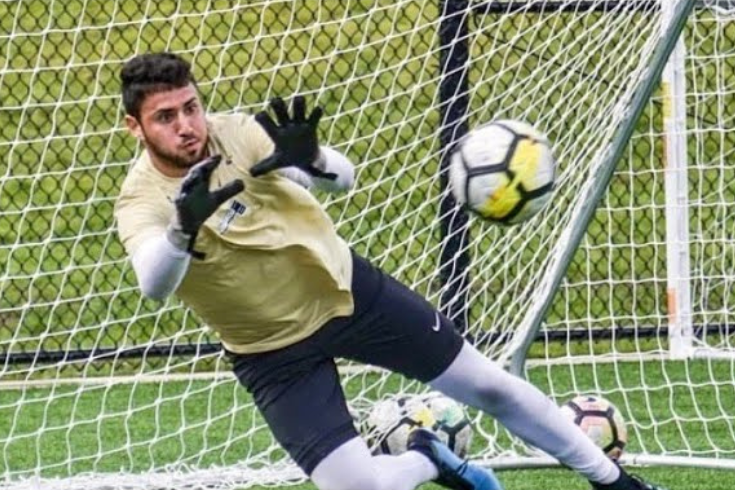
[2, 361, 734, 488]
[247, 466, 734, 490]
[1, 1, 734, 489]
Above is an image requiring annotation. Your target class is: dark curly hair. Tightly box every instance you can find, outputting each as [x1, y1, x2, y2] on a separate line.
[120, 52, 197, 119]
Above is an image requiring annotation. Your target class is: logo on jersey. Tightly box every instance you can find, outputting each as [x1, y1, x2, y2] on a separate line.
[219, 200, 247, 233]
[430, 312, 441, 332]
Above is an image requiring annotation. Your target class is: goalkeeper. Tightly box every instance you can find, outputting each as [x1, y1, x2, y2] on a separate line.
[115, 52, 667, 490]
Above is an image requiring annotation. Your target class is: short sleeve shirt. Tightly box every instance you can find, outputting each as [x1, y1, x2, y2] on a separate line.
[115, 113, 354, 353]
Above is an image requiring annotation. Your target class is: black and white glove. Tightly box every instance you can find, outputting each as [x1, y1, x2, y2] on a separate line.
[167, 155, 244, 258]
[250, 96, 337, 180]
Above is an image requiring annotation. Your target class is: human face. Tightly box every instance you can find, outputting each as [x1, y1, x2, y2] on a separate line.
[125, 84, 208, 177]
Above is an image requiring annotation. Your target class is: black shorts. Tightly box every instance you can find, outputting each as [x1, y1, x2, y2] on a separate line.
[231, 252, 465, 475]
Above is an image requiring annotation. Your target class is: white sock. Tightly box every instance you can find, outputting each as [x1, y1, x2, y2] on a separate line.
[311, 436, 438, 490]
[430, 342, 620, 485]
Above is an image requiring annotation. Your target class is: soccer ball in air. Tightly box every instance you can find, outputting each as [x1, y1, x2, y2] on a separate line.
[449, 119, 556, 225]
[560, 395, 628, 460]
[363, 394, 472, 457]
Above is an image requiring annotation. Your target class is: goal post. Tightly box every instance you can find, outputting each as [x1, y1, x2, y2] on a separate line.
[661, 0, 694, 360]
[503, 0, 735, 473]
[507, 0, 697, 373]
[3, 1, 735, 489]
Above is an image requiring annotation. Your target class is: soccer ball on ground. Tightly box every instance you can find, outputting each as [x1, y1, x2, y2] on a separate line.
[423, 392, 474, 458]
[363, 395, 435, 455]
[449, 119, 556, 225]
[560, 395, 628, 460]
[363, 393, 472, 457]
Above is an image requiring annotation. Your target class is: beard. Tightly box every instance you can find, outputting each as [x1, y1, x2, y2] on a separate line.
[143, 134, 206, 170]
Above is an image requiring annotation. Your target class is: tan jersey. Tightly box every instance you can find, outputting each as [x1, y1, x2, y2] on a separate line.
[115, 113, 354, 353]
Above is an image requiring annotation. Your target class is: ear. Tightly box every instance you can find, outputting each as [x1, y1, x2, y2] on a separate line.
[125, 114, 144, 140]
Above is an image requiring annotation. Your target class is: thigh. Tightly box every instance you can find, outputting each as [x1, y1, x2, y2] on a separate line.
[232, 344, 359, 475]
[320, 254, 464, 382]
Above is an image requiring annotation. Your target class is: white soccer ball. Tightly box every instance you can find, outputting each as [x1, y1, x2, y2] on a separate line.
[363, 394, 473, 457]
[560, 395, 628, 460]
[364, 395, 436, 455]
[423, 393, 473, 458]
[449, 119, 556, 225]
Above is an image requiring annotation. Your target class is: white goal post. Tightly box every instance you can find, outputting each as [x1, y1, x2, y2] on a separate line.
[2, 1, 734, 489]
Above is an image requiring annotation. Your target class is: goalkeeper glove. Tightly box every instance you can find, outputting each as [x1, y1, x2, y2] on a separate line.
[167, 155, 244, 258]
[250, 96, 337, 180]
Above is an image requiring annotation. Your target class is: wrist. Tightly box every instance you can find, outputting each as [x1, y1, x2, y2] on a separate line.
[312, 149, 327, 171]
[166, 224, 193, 252]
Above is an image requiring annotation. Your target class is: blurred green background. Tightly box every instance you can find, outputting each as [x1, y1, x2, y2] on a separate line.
[1, 1, 734, 488]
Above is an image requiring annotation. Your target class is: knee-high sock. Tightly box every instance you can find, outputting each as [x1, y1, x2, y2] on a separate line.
[311, 437, 438, 490]
[429, 342, 620, 485]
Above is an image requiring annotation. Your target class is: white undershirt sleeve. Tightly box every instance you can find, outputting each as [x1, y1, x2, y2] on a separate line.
[131, 233, 191, 301]
[278, 146, 355, 193]
[312, 146, 355, 192]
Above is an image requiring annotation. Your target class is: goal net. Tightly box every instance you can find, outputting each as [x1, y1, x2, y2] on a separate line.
[519, 0, 735, 470]
[2, 1, 730, 489]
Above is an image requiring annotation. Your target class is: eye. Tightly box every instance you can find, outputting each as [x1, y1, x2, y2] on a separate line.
[184, 103, 199, 115]
[156, 112, 174, 124]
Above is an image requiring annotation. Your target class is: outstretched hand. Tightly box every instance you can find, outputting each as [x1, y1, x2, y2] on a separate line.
[169, 155, 244, 256]
[250, 96, 336, 180]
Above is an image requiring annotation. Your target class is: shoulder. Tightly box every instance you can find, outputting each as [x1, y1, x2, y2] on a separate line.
[115, 157, 176, 253]
[118, 156, 148, 200]
[207, 112, 274, 163]
[116, 155, 176, 216]
[119, 155, 159, 196]
[207, 112, 267, 140]
[206, 112, 248, 133]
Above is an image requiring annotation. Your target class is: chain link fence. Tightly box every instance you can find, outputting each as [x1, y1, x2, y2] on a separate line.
[1, 1, 731, 375]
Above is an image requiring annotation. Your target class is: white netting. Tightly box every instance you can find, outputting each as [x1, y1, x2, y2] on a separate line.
[3, 1, 730, 489]
[536, 0, 735, 468]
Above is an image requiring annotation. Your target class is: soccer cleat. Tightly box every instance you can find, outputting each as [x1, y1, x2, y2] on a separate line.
[591, 469, 669, 490]
[407, 428, 504, 490]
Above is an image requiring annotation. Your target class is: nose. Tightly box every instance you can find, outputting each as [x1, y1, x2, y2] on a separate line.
[176, 112, 194, 135]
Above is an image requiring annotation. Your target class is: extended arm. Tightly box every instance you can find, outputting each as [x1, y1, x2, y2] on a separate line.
[250, 97, 356, 193]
